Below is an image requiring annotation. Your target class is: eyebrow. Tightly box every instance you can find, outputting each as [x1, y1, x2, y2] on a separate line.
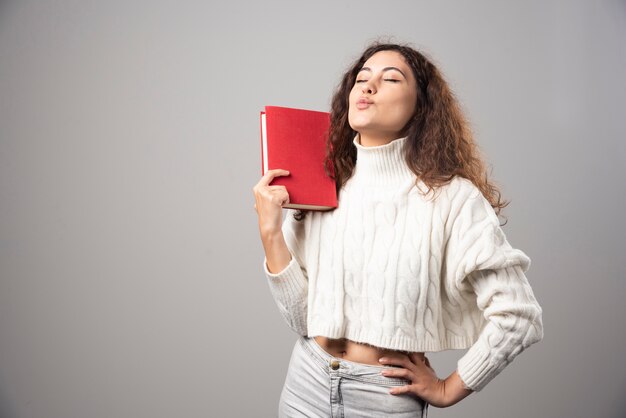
[358, 66, 408, 79]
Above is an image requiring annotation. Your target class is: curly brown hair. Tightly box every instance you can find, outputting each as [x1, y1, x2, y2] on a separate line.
[293, 41, 510, 225]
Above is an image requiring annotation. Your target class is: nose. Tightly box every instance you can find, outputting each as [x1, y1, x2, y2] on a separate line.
[361, 81, 375, 95]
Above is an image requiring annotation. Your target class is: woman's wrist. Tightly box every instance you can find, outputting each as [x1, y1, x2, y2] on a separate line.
[442, 370, 474, 407]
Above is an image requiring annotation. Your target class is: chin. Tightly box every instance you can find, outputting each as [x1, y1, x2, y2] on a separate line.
[349, 121, 382, 134]
[348, 122, 363, 131]
[348, 117, 371, 132]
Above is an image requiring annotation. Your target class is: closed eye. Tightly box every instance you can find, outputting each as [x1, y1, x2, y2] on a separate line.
[355, 79, 400, 83]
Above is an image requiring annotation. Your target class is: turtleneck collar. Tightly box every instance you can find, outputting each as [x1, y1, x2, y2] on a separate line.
[351, 133, 416, 187]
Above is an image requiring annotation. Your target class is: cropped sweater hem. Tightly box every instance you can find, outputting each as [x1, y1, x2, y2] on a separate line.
[307, 324, 481, 353]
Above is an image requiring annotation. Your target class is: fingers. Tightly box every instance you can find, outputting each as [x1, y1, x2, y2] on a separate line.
[268, 188, 290, 205]
[379, 355, 414, 371]
[261, 190, 290, 206]
[253, 171, 289, 201]
[381, 364, 416, 396]
[257, 169, 290, 188]
[278, 190, 290, 206]
[409, 352, 428, 365]
[253, 169, 291, 211]
[381, 367, 414, 381]
[389, 385, 412, 395]
[379, 353, 430, 379]
[267, 185, 288, 191]
[381, 353, 425, 367]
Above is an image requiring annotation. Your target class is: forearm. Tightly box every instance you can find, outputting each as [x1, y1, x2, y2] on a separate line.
[262, 230, 309, 337]
[443, 370, 474, 406]
[262, 230, 292, 274]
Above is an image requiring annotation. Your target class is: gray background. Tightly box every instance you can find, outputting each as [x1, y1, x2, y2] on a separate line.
[1, 0, 625, 417]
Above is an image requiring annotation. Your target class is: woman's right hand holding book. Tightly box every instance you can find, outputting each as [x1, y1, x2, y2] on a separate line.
[253, 169, 293, 274]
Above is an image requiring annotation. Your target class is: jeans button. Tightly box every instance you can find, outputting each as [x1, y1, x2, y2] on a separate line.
[330, 360, 340, 370]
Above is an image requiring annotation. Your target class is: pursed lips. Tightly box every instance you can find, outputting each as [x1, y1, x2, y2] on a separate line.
[356, 98, 373, 109]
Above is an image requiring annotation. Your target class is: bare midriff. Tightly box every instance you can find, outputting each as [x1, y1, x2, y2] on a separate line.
[313, 336, 425, 365]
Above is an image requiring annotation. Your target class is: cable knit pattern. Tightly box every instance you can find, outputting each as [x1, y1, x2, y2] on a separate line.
[263, 133, 544, 392]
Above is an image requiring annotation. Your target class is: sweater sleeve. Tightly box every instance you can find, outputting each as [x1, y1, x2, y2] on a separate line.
[263, 211, 309, 337]
[447, 185, 544, 392]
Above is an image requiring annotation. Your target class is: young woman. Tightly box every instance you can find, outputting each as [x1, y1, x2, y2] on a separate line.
[253, 41, 544, 417]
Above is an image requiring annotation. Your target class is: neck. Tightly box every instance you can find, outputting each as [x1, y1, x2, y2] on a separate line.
[351, 132, 415, 187]
[357, 131, 402, 147]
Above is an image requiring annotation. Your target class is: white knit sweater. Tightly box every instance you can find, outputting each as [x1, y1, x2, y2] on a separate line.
[263, 133, 544, 392]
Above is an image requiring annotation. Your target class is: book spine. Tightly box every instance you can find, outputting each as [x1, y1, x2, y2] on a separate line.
[259, 111, 265, 175]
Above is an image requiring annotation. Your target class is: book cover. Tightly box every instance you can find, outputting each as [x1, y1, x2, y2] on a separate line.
[260, 105, 338, 210]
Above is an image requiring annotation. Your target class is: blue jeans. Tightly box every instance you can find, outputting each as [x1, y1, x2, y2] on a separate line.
[279, 336, 429, 417]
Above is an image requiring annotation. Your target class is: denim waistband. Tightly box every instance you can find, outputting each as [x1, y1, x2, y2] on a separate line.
[298, 336, 411, 386]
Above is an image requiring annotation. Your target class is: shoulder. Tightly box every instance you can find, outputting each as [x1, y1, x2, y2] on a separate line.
[434, 175, 485, 209]
[439, 176, 498, 229]
[444, 175, 482, 200]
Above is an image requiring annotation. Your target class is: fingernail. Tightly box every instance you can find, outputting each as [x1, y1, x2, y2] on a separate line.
[379, 357, 386, 363]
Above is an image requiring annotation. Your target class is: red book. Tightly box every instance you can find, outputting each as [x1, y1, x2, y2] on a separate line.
[260, 105, 338, 210]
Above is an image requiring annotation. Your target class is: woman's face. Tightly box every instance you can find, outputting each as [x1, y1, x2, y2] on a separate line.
[348, 50, 418, 142]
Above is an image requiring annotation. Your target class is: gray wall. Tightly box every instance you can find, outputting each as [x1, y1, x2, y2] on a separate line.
[1, 0, 625, 417]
